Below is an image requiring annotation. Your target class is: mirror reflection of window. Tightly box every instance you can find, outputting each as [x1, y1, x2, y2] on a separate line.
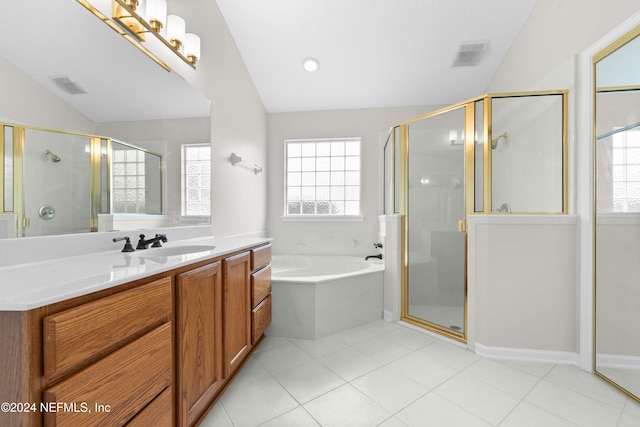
[611, 129, 640, 212]
[182, 144, 211, 216]
[112, 147, 147, 213]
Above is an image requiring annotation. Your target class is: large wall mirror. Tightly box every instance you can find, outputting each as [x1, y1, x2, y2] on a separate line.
[0, 0, 211, 239]
[594, 24, 640, 402]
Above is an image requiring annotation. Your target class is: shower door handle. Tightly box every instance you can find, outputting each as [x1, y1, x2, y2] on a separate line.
[457, 219, 466, 233]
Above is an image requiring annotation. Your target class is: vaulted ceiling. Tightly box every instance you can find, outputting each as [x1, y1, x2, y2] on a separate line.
[216, 0, 539, 112]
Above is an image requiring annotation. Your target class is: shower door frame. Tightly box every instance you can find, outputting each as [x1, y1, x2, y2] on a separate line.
[393, 90, 569, 343]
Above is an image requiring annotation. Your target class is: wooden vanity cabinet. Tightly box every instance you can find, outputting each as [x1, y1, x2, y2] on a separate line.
[37, 276, 172, 427]
[222, 252, 252, 377]
[0, 242, 271, 427]
[175, 262, 224, 427]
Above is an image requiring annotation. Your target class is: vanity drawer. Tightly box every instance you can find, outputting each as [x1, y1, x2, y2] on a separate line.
[251, 265, 271, 308]
[126, 387, 172, 427]
[251, 244, 272, 271]
[252, 294, 272, 344]
[43, 277, 172, 379]
[43, 323, 172, 427]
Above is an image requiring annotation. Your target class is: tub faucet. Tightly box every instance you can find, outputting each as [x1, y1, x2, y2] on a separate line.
[136, 233, 168, 250]
[365, 254, 383, 260]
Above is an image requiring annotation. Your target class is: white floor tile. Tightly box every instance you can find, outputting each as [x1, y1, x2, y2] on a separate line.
[289, 335, 349, 358]
[387, 351, 458, 390]
[545, 364, 628, 409]
[333, 325, 378, 345]
[360, 318, 402, 335]
[524, 380, 622, 427]
[499, 401, 580, 427]
[462, 357, 540, 399]
[317, 346, 382, 381]
[258, 407, 320, 427]
[221, 376, 299, 426]
[197, 320, 638, 427]
[353, 335, 414, 364]
[434, 373, 520, 425]
[351, 366, 428, 413]
[418, 340, 481, 370]
[396, 393, 492, 427]
[381, 326, 436, 351]
[274, 360, 345, 404]
[254, 342, 314, 375]
[303, 384, 390, 427]
[496, 358, 555, 378]
[377, 416, 409, 427]
[199, 402, 233, 427]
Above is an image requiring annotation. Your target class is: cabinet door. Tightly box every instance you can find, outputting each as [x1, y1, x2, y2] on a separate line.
[223, 252, 252, 377]
[176, 262, 223, 427]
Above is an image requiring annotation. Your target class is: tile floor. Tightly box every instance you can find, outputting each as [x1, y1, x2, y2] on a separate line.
[201, 320, 640, 427]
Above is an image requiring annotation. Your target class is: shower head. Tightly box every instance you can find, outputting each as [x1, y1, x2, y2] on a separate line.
[491, 132, 508, 150]
[44, 149, 61, 163]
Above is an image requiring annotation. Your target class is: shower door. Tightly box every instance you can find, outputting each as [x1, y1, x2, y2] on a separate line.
[403, 105, 468, 339]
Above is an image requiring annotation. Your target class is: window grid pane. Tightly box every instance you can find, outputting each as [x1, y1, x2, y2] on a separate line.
[112, 148, 146, 213]
[612, 131, 640, 212]
[183, 144, 211, 216]
[285, 138, 361, 216]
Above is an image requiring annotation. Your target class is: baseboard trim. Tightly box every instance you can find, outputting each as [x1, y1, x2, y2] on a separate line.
[597, 353, 640, 370]
[475, 343, 580, 365]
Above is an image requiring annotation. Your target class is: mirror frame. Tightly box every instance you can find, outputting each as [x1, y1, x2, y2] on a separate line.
[592, 23, 640, 403]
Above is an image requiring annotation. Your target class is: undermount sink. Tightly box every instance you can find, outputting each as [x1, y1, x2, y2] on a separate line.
[133, 245, 217, 257]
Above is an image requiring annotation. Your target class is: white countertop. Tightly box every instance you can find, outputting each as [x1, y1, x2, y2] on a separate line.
[0, 236, 270, 311]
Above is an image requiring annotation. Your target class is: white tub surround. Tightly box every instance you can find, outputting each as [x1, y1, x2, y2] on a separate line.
[267, 255, 384, 339]
[0, 235, 271, 311]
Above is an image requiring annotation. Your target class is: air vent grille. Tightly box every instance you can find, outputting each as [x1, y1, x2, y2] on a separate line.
[50, 75, 87, 95]
[452, 40, 488, 67]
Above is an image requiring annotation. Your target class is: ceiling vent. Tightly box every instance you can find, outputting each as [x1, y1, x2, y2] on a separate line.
[452, 40, 488, 67]
[50, 75, 87, 95]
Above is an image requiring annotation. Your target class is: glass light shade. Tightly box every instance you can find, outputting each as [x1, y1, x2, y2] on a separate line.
[146, 0, 167, 30]
[185, 33, 201, 62]
[166, 15, 186, 48]
[449, 130, 458, 142]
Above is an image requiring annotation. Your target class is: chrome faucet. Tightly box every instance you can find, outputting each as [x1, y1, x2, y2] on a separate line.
[136, 233, 168, 250]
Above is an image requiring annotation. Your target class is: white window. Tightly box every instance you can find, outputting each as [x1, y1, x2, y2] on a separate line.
[612, 129, 640, 212]
[182, 144, 211, 216]
[112, 148, 146, 213]
[284, 137, 361, 218]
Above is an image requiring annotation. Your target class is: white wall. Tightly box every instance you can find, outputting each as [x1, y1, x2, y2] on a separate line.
[266, 106, 442, 256]
[174, 1, 268, 238]
[487, 0, 640, 93]
[0, 57, 94, 133]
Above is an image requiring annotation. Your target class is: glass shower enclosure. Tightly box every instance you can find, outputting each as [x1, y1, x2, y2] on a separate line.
[386, 91, 567, 342]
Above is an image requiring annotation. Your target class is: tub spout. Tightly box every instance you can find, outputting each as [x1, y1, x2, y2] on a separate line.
[365, 254, 382, 260]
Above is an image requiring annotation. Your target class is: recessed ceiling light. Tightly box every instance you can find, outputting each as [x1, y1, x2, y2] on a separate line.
[302, 57, 320, 72]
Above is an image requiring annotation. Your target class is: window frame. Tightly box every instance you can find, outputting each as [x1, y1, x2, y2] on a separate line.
[181, 143, 211, 217]
[282, 137, 364, 222]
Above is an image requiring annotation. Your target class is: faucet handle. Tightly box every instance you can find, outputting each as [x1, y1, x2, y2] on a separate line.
[113, 236, 135, 252]
[151, 234, 168, 248]
[136, 234, 147, 250]
[374, 242, 383, 249]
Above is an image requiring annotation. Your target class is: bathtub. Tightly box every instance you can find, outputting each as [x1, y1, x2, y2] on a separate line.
[266, 255, 384, 339]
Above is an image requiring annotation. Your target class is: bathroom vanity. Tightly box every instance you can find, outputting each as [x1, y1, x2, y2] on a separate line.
[0, 238, 272, 427]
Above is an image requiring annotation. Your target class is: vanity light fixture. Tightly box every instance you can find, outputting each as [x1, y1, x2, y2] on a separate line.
[111, 0, 201, 68]
[302, 57, 320, 72]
